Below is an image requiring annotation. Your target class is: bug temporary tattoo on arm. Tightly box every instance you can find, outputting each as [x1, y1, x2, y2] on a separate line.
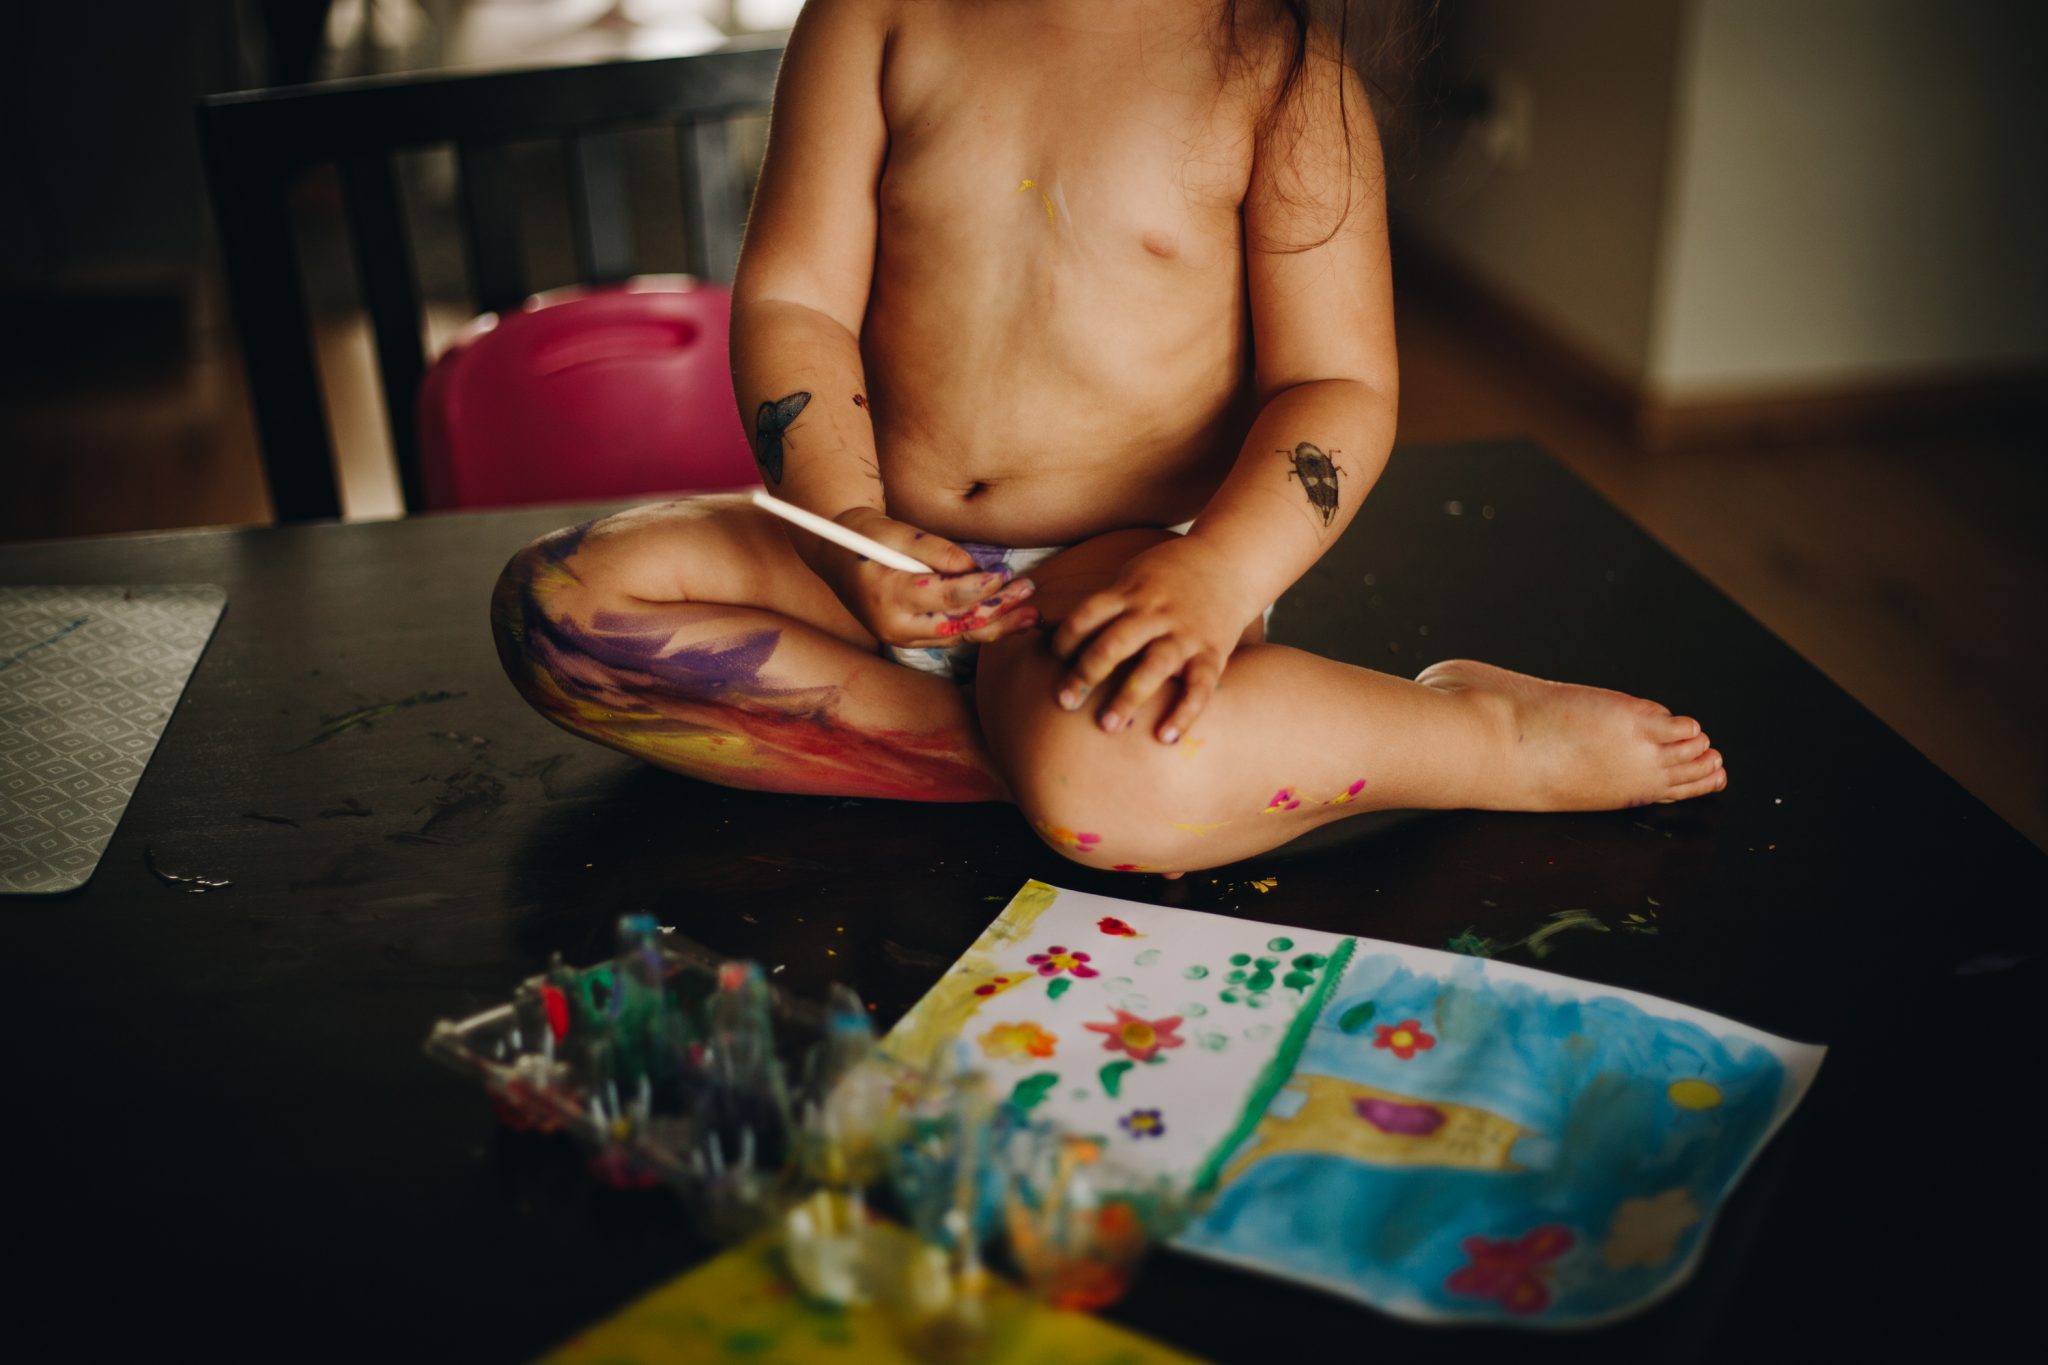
[1282, 442, 1343, 527]
[752, 391, 812, 484]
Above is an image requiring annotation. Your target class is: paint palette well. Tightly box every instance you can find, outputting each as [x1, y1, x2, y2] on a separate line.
[0, 585, 226, 895]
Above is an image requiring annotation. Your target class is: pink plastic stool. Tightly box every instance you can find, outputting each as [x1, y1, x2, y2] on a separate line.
[417, 277, 759, 511]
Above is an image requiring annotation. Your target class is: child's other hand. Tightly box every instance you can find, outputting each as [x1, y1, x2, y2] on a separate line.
[1048, 537, 1258, 742]
[822, 509, 1039, 649]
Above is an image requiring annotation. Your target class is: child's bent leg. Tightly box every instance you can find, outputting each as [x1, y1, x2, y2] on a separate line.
[492, 495, 1006, 801]
[976, 532, 1726, 872]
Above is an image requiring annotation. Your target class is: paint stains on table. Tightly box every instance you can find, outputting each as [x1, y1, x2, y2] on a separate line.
[299, 689, 464, 748]
[144, 846, 231, 893]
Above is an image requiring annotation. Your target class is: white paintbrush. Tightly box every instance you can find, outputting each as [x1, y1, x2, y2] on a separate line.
[748, 489, 939, 574]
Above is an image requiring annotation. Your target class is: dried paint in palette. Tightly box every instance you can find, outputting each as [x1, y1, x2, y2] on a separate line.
[885, 882, 1824, 1329]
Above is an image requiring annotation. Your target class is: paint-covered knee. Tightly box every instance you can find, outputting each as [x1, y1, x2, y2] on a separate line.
[1006, 720, 1194, 872]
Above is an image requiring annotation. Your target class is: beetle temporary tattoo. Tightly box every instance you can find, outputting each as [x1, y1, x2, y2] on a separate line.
[752, 391, 812, 484]
[1282, 442, 1342, 526]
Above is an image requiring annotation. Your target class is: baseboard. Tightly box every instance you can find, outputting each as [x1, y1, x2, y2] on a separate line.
[1639, 371, 2047, 453]
[1390, 226, 2047, 453]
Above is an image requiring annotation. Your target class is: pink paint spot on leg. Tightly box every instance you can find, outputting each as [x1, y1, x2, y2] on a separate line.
[1262, 788, 1301, 813]
[1327, 778, 1368, 805]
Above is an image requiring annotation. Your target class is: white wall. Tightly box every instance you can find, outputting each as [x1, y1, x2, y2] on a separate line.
[1393, 0, 2048, 402]
[1650, 0, 2048, 397]
[1391, 0, 1687, 386]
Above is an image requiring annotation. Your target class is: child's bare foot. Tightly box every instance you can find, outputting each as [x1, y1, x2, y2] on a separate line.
[1416, 659, 1726, 811]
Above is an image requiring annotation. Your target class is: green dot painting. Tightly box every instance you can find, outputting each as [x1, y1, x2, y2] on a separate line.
[1198, 1032, 1228, 1051]
[1267, 937, 1294, 951]
[1099, 1059, 1136, 1098]
[1134, 948, 1162, 967]
[1184, 965, 1209, 980]
[1046, 977, 1071, 1001]
[1230, 953, 1250, 966]
[1337, 1000, 1378, 1034]
[1180, 1002, 1207, 1017]
[1009, 1072, 1060, 1112]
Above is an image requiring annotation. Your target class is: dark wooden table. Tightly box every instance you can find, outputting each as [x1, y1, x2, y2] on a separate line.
[5, 441, 2040, 1361]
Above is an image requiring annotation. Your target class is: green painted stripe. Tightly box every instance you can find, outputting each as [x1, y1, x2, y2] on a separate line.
[1190, 935, 1357, 1196]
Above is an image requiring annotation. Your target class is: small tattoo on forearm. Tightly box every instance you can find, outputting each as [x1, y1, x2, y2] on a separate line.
[1283, 441, 1342, 526]
[753, 391, 811, 484]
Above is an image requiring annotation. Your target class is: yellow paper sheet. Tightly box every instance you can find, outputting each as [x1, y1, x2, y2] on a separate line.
[540, 1227, 1206, 1365]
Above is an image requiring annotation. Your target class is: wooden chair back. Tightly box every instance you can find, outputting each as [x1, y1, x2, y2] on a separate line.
[197, 43, 781, 522]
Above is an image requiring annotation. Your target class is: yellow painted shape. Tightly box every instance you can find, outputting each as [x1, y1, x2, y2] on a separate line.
[1667, 1078, 1723, 1111]
[883, 881, 1061, 1073]
[1016, 177, 1057, 230]
[1602, 1187, 1702, 1270]
[1217, 1073, 1524, 1188]
[540, 1225, 1204, 1365]
[1247, 877, 1278, 894]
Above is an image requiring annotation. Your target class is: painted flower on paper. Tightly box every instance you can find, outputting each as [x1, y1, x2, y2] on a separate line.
[1119, 1108, 1166, 1140]
[973, 973, 1026, 998]
[1373, 1019, 1436, 1060]
[979, 1020, 1058, 1062]
[1084, 1009, 1185, 1063]
[1326, 778, 1368, 805]
[1028, 946, 1099, 978]
[1034, 821, 1102, 853]
[1261, 788, 1302, 813]
[1096, 916, 1142, 938]
[1445, 1224, 1575, 1316]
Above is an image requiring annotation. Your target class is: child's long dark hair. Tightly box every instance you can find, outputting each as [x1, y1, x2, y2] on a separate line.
[1217, 0, 1437, 247]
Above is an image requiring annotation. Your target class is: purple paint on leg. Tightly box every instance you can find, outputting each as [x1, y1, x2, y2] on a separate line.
[1354, 1098, 1446, 1136]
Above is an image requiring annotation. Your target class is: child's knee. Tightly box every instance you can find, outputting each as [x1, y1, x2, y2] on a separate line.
[1004, 713, 1193, 872]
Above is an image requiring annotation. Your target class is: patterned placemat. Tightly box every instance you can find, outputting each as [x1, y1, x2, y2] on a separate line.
[0, 586, 227, 895]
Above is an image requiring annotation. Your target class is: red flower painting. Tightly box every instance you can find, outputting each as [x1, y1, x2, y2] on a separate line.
[1084, 1009, 1185, 1063]
[1372, 1019, 1436, 1060]
[1445, 1225, 1575, 1316]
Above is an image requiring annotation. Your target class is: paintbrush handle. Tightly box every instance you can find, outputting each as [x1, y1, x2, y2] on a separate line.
[747, 490, 938, 575]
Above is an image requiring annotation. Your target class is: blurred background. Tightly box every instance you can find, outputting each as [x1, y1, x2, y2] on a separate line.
[3, 0, 2043, 848]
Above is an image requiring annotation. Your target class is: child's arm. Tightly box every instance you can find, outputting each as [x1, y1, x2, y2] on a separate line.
[1050, 39, 1397, 742]
[733, 0, 1038, 648]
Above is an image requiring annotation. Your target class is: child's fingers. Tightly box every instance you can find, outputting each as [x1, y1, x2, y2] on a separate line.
[960, 605, 1041, 645]
[1156, 655, 1223, 744]
[1049, 590, 1126, 661]
[922, 578, 1034, 635]
[1097, 639, 1189, 734]
[1057, 614, 1166, 711]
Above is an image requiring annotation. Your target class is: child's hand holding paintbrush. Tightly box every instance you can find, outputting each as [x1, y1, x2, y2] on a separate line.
[750, 491, 1039, 648]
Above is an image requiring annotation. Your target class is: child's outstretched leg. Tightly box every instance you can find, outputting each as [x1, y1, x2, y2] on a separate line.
[492, 496, 1010, 801]
[977, 531, 1726, 873]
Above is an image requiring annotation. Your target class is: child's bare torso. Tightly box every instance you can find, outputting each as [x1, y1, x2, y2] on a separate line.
[864, 2, 1263, 546]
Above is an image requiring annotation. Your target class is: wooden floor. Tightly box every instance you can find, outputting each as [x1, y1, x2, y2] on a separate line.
[6, 283, 2043, 852]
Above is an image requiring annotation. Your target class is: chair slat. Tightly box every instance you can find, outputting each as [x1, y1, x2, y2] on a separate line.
[457, 141, 526, 314]
[197, 113, 341, 522]
[340, 154, 430, 512]
[679, 118, 740, 283]
[568, 130, 636, 285]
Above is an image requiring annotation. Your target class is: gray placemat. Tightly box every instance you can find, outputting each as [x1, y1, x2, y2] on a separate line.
[0, 586, 227, 895]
